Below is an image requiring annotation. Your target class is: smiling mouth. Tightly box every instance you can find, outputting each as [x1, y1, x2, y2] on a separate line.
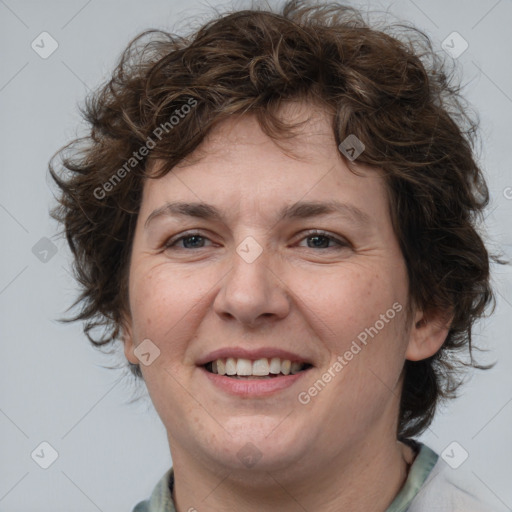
[203, 357, 313, 379]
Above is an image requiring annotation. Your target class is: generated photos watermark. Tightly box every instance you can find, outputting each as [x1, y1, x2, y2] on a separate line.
[297, 301, 403, 404]
[93, 97, 198, 200]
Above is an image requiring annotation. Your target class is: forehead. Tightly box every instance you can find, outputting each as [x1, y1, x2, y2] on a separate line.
[169, 101, 350, 172]
[141, 105, 389, 228]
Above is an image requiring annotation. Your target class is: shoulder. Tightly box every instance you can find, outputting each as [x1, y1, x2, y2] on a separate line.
[131, 467, 175, 512]
[407, 444, 503, 512]
[132, 500, 150, 512]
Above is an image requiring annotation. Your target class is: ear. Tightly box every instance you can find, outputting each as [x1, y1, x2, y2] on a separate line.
[405, 307, 453, 361]
[120, 314, 139, 365]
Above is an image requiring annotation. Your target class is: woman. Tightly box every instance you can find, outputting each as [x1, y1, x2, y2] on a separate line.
[50, 1, 506, 510]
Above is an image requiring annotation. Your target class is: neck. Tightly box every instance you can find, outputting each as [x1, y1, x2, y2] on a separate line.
[170, 433, 414, 512]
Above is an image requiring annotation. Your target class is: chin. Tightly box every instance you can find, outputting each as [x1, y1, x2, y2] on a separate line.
[201, 418, 310, 471]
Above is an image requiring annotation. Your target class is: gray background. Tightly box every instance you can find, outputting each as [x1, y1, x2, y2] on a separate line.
[1, 0, 511, 510]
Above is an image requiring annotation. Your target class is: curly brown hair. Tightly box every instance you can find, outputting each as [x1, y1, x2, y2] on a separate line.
[50, 0, 507, 439]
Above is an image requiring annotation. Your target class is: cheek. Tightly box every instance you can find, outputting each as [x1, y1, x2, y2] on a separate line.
[295, 263, 410, 396]
[129, 264, 207, 347]
[296, 265, 404, 344]
[332, 276, 408, 389]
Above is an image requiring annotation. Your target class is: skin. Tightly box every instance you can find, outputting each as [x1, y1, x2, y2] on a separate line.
[123, 101, 451, 512]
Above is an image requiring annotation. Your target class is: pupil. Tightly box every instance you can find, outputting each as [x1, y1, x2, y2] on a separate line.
[308, 235, 329, 248]
[184, 235, 204, 248]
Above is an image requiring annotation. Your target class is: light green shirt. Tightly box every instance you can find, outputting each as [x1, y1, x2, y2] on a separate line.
[132, 442, 494, 511]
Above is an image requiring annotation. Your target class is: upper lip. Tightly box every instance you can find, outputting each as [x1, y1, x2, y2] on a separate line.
[196, 347, 314, 366]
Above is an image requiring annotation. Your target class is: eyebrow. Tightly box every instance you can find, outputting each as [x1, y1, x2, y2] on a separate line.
[144, 200, 372, 229]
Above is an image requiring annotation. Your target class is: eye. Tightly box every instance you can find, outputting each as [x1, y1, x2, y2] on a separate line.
[164, 231, 213, 250]
[162, 229, 348, 251]
[297, 230, 348, 249]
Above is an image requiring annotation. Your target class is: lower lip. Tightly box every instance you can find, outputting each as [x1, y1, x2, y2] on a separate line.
[199, 367, 310, 396]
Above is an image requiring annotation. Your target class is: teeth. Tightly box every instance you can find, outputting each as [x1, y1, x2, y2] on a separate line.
[290, 362, 302, 374]
[269, 357, 281, 374]
[252, 358, 270, 376]
[225, 357, 237, 375]
[217, 359, 226, 376]
[207, 357, 308, 377]
[236, 358, 253, 376]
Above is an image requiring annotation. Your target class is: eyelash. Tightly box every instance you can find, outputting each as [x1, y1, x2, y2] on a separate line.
[163, 230, 348, 250]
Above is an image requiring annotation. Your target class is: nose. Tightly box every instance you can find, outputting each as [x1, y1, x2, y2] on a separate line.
[213, 245, 291, 328]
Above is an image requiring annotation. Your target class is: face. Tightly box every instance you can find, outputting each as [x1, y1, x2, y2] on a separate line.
[123, 102, 424, 477]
